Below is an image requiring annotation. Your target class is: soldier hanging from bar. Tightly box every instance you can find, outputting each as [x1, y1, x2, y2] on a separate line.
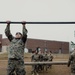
[5, 21, 28, 75]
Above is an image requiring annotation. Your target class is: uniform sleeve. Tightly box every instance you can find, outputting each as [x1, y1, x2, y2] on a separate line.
[5, 25, 14, 41]
[22, 25, 28, 43]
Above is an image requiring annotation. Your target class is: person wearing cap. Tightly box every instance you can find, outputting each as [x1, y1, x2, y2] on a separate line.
[5, 21, 28, 75]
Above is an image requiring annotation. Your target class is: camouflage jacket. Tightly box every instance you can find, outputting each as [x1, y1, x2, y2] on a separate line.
[39, 54, 43, 61]
[48, 54, 53, 61]
[68, 51, 75, 73]
[43, 54, 48, 61]
[5, 25, 27, 60]
[31, 53, 40, 62]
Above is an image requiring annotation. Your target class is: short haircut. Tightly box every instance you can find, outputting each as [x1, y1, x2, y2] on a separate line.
[16, 32, 22, 36]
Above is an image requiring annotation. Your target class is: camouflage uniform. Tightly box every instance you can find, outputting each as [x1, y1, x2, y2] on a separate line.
[43, 53, 49, 71]
[48, 53, 53, 61]
[68, 50, 75, 75]
[43, 53, 48, 61]
[38, 51, 44, 71]
[5, 24, 27, 75]
[48, 53, 53, 68]
[31, 52, 40, 75]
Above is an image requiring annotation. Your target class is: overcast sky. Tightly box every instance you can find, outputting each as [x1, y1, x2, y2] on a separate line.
[0, 0, 75, 42]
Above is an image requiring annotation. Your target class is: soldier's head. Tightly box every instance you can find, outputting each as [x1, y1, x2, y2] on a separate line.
[15, 32, 22, 38]
[36, 47, 41, 51]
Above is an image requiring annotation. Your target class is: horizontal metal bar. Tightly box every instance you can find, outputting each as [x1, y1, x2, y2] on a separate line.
[24, 61, 68, 65]
[0, 21, 75, 24]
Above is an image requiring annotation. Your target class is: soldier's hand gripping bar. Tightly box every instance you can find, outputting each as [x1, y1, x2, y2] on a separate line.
[0, 21, 75, 24]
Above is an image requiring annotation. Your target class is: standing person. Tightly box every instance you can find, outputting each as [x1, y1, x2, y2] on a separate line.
[48, 51, 53, 68]
[68, 49, 75, 75]
[43, 52, 49, 71]
[43, 51, 48, 61]
[48, 51, 53, 61]
[38, 48, 44, 71]
[5, 21, 28, 75]
[31, 48, 40, 75]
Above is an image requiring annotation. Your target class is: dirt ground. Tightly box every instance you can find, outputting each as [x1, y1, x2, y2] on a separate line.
[0, 53, 71, 75]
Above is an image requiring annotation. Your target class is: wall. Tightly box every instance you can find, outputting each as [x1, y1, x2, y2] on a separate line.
[2, 38, 69, 54]
[26, 38, 69, 54]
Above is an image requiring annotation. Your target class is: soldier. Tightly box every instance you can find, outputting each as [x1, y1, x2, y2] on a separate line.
[48, 51, 53, 68]
[31, 47, 40, 75]
[38, 49, 44, 71]
[43, 52, 48, 61]
[5, 21, 28, 75]
[43, 51, 49, 71]
[68, 49, 75, 75]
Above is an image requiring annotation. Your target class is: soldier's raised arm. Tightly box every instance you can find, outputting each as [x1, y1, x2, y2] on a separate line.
[5, 21, 14, 41]
[22, 21, 28, 43]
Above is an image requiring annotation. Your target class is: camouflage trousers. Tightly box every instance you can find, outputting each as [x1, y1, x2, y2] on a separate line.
[7, 58, 26, 75]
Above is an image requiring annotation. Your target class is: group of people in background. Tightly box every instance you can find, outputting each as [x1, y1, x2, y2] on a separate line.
[31, 47, 75, 75]
[31, 47, 53, 75]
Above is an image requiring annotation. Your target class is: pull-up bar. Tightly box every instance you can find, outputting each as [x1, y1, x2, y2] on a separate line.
[0, 21, 75, 24]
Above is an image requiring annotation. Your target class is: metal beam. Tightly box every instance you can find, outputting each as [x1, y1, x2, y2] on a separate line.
[0, 21, 75, 24]
[24, 61, 68, 65]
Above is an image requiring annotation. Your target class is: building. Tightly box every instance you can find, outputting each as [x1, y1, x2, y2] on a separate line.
[26, 38, 69, 54]
[2, 38, 69, 54]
